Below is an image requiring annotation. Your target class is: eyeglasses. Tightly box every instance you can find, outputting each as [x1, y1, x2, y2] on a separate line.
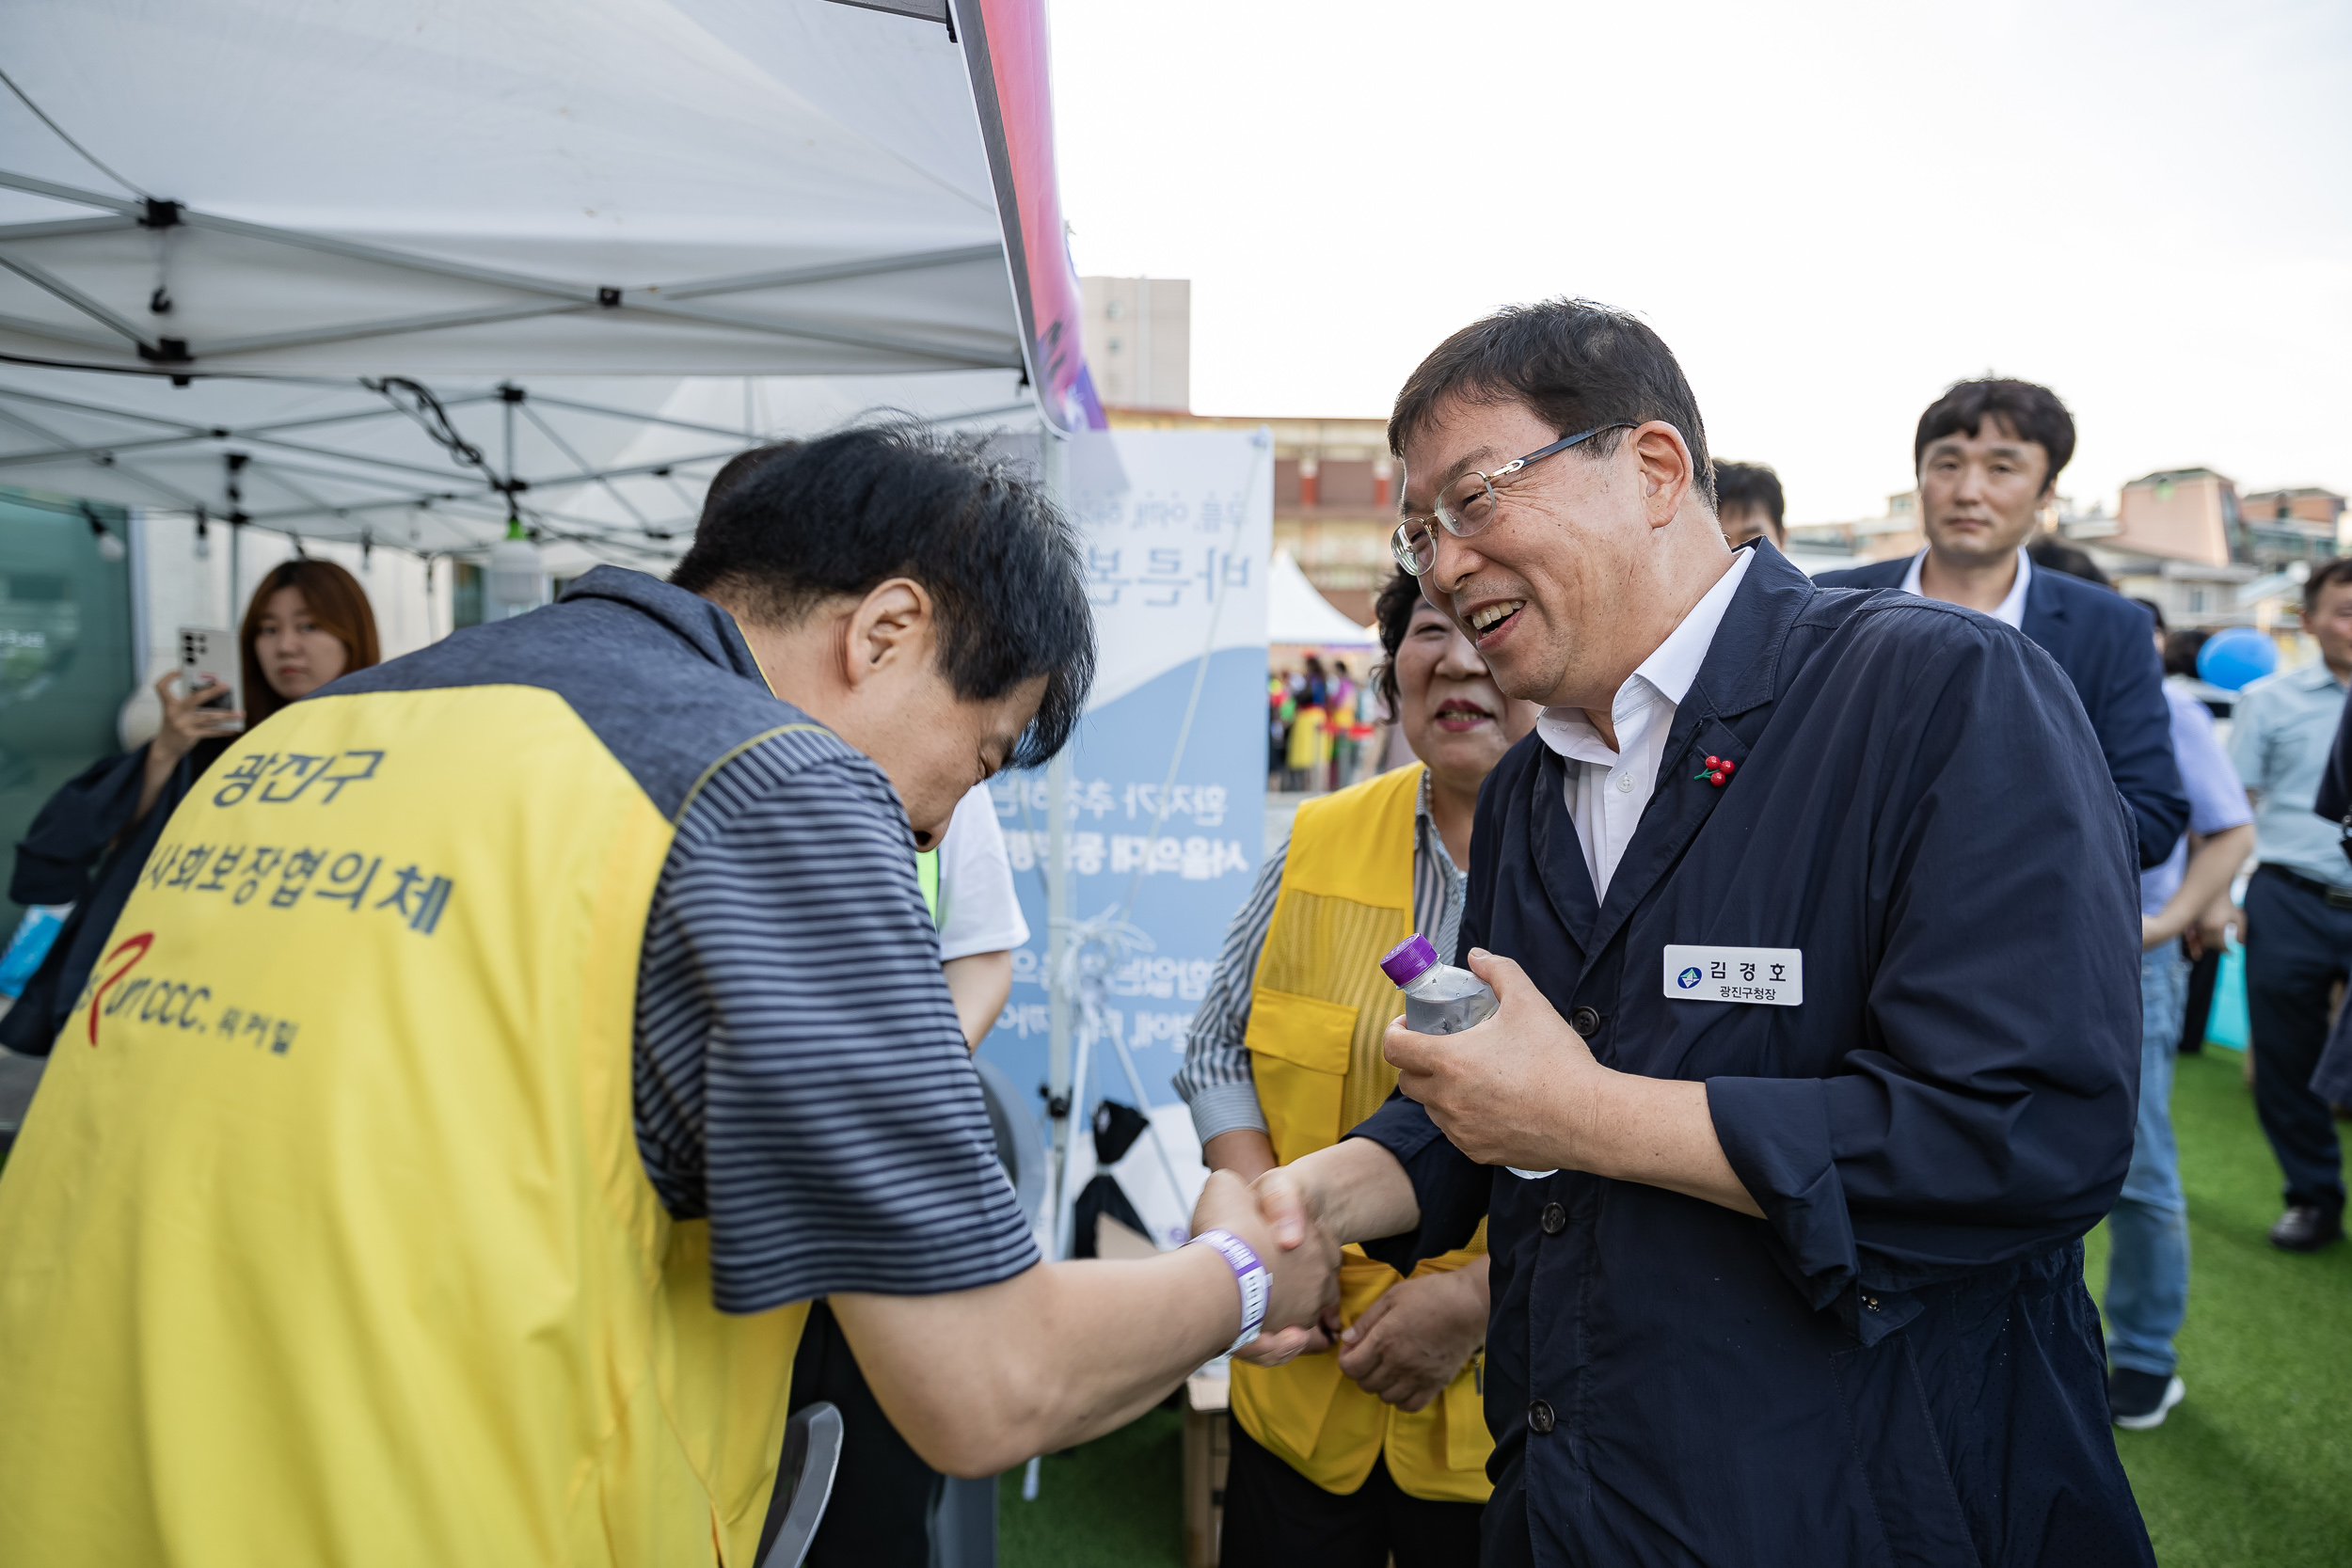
[1390, 422, 1637, 577]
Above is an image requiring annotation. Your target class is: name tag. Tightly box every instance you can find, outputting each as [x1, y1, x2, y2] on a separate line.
[1663, 945, 1803, 1006]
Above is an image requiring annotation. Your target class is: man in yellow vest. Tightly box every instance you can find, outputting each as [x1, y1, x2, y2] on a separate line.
[1177, 570, 1538, 1566]
[0, 428, 1337, 1568]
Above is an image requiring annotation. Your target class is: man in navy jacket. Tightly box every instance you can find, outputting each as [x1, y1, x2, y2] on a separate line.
[1817, 380, 2185, 870]
[1238, 302, 2152, 1566]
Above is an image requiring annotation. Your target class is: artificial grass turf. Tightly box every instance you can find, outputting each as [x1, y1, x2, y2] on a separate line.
[997, 1407, 1187, 1568]
[995, 1048, 2349, 1567]
[2084, 1044, 2352, 1568]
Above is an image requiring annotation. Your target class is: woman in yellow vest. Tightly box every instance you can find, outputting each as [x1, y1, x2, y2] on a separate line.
[1177, 570, 1539, 1568]
[1284, 690, 1327, 784]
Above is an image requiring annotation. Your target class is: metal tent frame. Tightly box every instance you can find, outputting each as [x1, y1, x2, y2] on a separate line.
[0, 170, 1020, 377]
[0, 161, 1035, 568]
[0, 356, 1037, 566]
[0, 0, 1093, 564]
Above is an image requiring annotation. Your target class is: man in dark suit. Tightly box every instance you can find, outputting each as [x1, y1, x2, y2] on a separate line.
[1240, 303, 2155, 1565]
[1818, 380, 2186, 869]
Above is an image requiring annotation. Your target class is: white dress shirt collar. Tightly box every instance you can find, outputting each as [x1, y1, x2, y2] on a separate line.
[1532, 548, 1755, 897]
[1899, 546, 2032, 629]
[1536, 548, 1755, 758]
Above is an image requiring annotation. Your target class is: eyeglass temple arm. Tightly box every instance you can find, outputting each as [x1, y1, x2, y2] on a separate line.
[1513, 421, 1638, 472]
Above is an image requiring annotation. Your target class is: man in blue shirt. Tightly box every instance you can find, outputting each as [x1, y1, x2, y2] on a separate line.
[2107, 635, 2252, 1426]
[2228, 556, 2352, 1251]
[1242, 301, 2150, 1566]
[1818, 380, 2185, 871]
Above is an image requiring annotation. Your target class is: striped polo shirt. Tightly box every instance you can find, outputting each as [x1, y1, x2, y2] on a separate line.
[333, 565, 1039, 1314]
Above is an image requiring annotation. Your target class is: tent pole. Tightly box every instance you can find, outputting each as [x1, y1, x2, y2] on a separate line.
[125, 507, 151, 683]
[1041, 424, 1074, 1231]
[1027, 427, 1074, 1507]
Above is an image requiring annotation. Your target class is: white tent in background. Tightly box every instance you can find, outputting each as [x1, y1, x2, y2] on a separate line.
[1267, 548, 1379, 647]
[0, 0, 1102, 574]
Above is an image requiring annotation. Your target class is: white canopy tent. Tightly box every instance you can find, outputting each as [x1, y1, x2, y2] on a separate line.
[1267, 548, 1380, 648]
[0, 0, 1098, 570]
[0, 8, 1141, 1440]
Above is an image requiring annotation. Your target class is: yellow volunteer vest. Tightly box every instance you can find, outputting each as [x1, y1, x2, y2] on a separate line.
[1285, 705, 1327, 770]
[1232, 763, 1493, 1503]
[0, 686, 807, 1567]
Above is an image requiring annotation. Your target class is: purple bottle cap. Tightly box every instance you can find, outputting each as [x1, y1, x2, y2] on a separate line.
[1379, 933, 1438, 988]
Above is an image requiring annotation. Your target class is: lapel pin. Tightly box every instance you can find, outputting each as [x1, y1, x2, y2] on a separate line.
[1692, 754, 1735, 787]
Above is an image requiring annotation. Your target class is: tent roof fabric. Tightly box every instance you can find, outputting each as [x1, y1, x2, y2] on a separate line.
[1268, 549, 1379, 648]
[0, 0, 1020, 378]
[0, 1, 1078, 561]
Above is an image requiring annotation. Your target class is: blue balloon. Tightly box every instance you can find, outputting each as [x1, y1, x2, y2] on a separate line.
[2197, 626, 2280, 691]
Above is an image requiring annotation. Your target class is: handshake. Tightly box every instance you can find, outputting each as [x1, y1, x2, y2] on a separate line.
[1181, 1141, 1486, 1413]
[1186, 1161, 1344, 1365]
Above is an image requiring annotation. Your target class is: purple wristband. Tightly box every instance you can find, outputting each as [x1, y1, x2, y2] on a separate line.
[1188, 1227, 1271, 1352]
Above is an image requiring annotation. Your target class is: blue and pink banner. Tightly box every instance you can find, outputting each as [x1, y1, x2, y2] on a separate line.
[978, 428, 1272, 1108]
[958, 0, 1106, 434]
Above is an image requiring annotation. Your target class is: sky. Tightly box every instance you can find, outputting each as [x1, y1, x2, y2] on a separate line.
[1043, 0, 2351, 525]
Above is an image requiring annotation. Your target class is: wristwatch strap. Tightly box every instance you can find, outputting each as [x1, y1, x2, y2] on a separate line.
[1187, 1227, 1270, 1352]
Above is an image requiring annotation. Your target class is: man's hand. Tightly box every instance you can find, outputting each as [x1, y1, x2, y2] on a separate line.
[1384, 949, 1603, 1172]
[1335, 1257, 1489, 1412]
[840, 1176, 1336, 1479]
[1222, 1159, 1337, 1368]
[1189, 1168, 1340, 1357]
[1388, 949, 1763, 1217]
[1221, 1144, 1422, 1369]
[1230, 1304, 1344, 1368]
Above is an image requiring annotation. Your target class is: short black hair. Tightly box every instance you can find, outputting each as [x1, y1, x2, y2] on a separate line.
[2132, 596, 2168, 634]
[1712, 461, 1784, 532]
[2027, 534, 2112, 589]
[702, 440, 801, 517]
[1371, 567, 1424, 716]
[2162, 628, 2207, 678]
[1915, 379, 2075, 494]
[1389, 299, 1715, 508]
[2304, 557, 2352, 614]
[672, 426, 1095, 768]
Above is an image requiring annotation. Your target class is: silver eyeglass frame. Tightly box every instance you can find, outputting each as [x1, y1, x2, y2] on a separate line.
[1391, 421, 1637, 577]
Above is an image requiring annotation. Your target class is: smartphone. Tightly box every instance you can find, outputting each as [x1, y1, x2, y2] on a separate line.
[177, 626, 246, 732]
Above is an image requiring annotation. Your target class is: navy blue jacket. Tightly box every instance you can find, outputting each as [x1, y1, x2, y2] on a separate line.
[1817, 554, 2185, 869]
[2, 738, 228, 1055]
[1354, 546, 2151, 1567]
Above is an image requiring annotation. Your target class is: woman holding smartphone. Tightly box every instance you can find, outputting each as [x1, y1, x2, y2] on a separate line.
[0, 559, 379, 1054]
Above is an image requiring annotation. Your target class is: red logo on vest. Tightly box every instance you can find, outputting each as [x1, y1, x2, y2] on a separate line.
[87, 932, 154, 1047]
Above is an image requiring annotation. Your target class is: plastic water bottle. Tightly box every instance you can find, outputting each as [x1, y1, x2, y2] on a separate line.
[1378, 935, 1555, 1180]
[1380, 933, 1495, 1034]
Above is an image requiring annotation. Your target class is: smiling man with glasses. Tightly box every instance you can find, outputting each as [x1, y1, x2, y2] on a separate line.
[1235, 299, 2155, 1565]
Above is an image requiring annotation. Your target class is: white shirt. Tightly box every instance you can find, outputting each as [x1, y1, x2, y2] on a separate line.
[1899, 546, 2032, 629]
[935, 783, 1031, 960]
[1534, 549, 1754, 899]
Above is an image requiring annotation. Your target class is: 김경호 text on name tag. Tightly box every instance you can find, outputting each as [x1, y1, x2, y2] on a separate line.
[1662, 945, 1803, 1006]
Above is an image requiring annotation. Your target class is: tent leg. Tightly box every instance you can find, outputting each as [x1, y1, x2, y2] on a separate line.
[1024, 432, 1077, 1502]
